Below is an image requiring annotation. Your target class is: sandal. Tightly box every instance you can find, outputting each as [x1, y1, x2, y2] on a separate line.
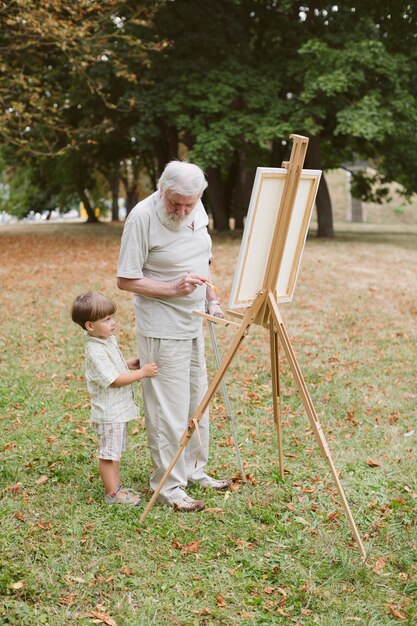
[104, 485, 141, 506]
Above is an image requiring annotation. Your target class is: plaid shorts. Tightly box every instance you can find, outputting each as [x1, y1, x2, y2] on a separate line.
[91, 422, 128, 461]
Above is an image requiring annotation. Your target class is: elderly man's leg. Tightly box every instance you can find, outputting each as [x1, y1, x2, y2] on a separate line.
[138, 335, 205, 509]
[185, 332, 209, 480]
[186, 331, 232, 491]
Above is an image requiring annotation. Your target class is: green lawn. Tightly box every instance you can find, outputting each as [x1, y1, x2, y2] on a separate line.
[0, 223, 416, 625]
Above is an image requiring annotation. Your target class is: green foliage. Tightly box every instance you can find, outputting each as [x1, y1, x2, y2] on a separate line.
[1, 1, 417, 226]
[350, 170, 391, 203]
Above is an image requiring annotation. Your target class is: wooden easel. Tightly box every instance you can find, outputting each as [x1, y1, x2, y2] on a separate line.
[139, 136, 366, 561]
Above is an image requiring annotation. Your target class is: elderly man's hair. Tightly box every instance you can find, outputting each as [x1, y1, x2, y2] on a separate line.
[158, 161, 208, 197]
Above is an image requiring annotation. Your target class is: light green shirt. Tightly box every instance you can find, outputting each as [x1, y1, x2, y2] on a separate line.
[85, 334, 138, 424]
[117, 191, 212, 339]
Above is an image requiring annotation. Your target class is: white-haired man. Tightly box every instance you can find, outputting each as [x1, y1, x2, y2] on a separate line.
[117, 161, 231, 512]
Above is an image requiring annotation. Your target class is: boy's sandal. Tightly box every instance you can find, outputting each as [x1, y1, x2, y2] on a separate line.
[104, 486, 141, 506]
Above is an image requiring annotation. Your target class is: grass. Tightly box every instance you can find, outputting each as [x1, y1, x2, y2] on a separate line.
[0, 222, 416, 625]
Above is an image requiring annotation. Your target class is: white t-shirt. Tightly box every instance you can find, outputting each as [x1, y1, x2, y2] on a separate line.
[117, 191, 212, 339]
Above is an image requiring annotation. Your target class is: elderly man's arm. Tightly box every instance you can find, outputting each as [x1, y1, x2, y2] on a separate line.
[117, 273, 205, 298]
[205, 270, 224, 319]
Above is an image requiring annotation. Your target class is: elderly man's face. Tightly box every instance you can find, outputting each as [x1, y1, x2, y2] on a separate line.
[163, 191, 200, 218]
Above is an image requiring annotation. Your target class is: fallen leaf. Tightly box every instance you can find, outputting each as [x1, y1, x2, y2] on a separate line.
[4, 441, 17, 450]
[59, 594, 77, 606]
[120, 567, 133, 576]
[87, 610, 117, 626]
[65, 575, 87, 584]
[373, 558, 386, 573]
[172, 540, 202, 553]
[388, 604, 406, 620]
[10, 580, 25, 590]
[36, 475, 49, 485]
[366, 459, 381, 467]
[192, 608, 212, 615]
[5, 483, 22, 493]
[326, 511, 340, 521]
[216, 595, 227, 607]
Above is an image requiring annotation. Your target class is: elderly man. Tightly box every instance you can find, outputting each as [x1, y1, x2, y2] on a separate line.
[117, 160, 231, 512]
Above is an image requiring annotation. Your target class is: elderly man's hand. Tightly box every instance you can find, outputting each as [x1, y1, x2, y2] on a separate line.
[174, 272, 205, 296]
[207, 301, 225, 319]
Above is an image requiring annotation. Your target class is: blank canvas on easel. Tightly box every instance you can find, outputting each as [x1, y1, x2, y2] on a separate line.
[229, 167, 321, 309]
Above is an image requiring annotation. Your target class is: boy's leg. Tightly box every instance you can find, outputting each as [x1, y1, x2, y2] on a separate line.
[92, 422, 140, 505]
[98, 458, 119, 494]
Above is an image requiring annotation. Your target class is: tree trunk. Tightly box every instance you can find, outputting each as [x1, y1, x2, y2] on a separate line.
[206, 166, 229, 231]
[79, 188, 99, 223]
[234, 162, 254, 230]
[154, 121, 179, 174]
[304, 134, 334, 238]
[315, 174, 334, 237]
[270, 139, 288, 167]
[125, 188, 139, 213]
[120, 173, 139, 216]
[224, 154, 238, 228]
[232, 150, 246, 230]
[110, 172, 120, 222]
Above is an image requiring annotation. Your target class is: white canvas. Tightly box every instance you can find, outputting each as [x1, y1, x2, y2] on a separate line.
[229, 167, 321, 309]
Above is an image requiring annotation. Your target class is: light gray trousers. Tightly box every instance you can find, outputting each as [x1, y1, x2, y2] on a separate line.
[138, 331, 210, 503]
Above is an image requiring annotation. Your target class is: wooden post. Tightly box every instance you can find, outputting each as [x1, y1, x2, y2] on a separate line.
[270, 319, 284, 480]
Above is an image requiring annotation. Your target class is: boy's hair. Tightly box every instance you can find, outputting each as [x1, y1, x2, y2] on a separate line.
[71, 291, 117, 330]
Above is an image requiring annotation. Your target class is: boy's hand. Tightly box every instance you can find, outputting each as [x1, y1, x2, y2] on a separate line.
[142, 362, 158, 378]
[127, 357, 141, 370]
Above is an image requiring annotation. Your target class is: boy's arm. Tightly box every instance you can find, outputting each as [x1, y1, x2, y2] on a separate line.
[110, 362, 158, 388]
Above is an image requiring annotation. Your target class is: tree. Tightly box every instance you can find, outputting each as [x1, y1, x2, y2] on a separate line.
[0, 0, 159, 221]
[138, 0, 417, 235]
[1, 1, 416, 232]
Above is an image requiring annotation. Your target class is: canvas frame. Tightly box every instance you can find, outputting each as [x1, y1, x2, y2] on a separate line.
[228, 167, 321, 309]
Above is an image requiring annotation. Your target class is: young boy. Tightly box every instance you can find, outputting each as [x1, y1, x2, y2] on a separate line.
[71, 291, 158, 506]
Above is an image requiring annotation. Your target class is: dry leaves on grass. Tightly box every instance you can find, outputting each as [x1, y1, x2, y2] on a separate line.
[9, 580, 25, 590]
[373, 558, 386, 574]
[387, 604, 406, 621]
[172, 539, 206, 553]
[366, 459, 382, 467]
[36, 475, 49, 485]
[87, 609, 117, 625]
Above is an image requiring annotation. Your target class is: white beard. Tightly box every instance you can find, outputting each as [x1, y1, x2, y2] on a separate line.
[155, 198, 198, 231]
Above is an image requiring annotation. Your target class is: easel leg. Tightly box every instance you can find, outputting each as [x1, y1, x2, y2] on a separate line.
[208, 321, 246, 482]
[270, 323, 284, 480]
[267, 294, 366, 560]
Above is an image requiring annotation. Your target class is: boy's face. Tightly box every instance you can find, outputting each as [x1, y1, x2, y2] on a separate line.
[86, 314, 116, 339]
